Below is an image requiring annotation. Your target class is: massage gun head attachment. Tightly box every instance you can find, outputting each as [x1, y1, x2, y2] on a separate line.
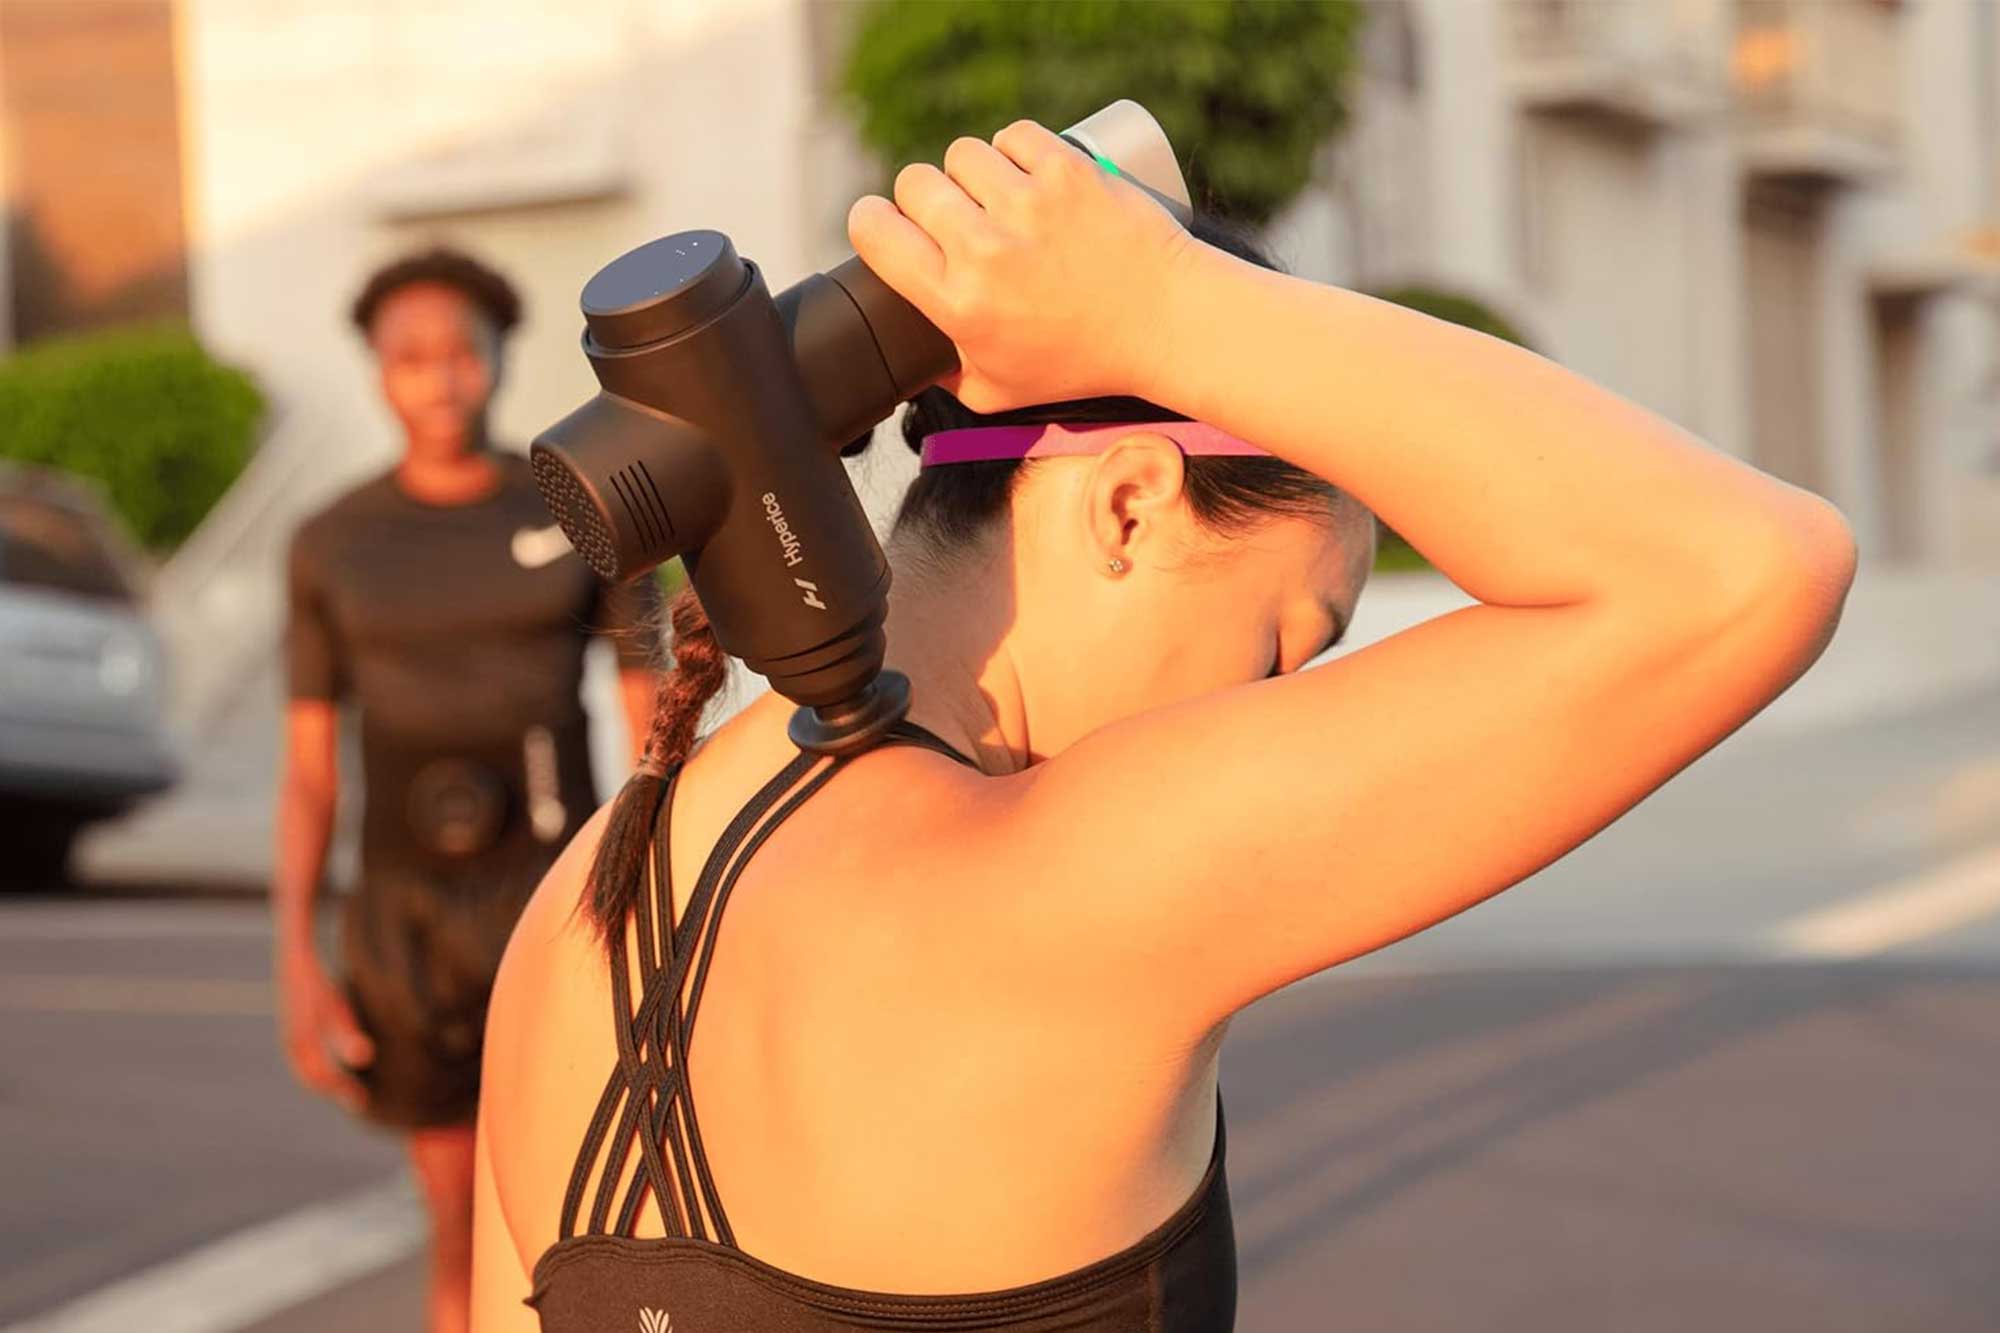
[531, 231, 745, 586]
[530, 447, 619, 581]
[530, 101, 1190, 756]
[529, 228, 905, 754]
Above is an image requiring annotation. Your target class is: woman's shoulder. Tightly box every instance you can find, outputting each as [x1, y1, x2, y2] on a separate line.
[480, 797, 622, 1265]
[486, 800, 614, 1101]
[495, 797, 610, 993]
[487, 701, 1007, 1068]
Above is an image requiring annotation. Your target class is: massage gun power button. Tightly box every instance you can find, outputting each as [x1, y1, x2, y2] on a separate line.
[581, 230, 748, 350]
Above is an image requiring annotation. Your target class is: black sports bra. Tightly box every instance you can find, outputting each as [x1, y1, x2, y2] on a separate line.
[527, 722, 1237, 1331]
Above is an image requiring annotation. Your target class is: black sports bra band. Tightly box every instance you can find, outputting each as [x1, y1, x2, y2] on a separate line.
[883, 718, 981, 769]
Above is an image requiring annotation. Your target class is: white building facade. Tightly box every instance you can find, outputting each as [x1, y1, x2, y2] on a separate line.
[1278, 0, 2000, 571]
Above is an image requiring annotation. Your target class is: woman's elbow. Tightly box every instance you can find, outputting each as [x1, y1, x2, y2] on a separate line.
[1759, 493, 1856, 611]
[1712, 493, 1858, 657]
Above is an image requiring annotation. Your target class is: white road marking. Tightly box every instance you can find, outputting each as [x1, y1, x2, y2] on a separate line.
[0, 902, 270, 942]
[1, 1179, 422, 1333]
[1765, 842, 2000, 959]
[0, 975, 270, 1016]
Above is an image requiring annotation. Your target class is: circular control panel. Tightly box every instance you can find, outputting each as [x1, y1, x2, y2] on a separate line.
[581, 230, 748, 349]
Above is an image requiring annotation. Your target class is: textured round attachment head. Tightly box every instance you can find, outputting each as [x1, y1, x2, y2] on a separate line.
[531, 444, 619, 580]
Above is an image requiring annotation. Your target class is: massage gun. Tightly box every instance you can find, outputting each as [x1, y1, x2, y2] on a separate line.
[530, 101, 1193, 756]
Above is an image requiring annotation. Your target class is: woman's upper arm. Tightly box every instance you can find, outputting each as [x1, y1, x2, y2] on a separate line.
[281, 700, 338, 784]
[473, 801, 613, 1328]
[978, 536, 1851, 1035]
[472, 917, 541, 1333]
[472, 1111, 540, 1333]
[285, 527, 349, 705]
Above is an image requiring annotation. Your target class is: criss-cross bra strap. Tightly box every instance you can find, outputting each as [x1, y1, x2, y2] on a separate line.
[557, 765, 684, 1241]
[557, 718, 980, 1246]
[560, 752, 821, 1241]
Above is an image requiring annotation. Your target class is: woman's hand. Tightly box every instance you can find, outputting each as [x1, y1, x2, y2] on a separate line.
[276, 942, 374, 1113]
[848, 119, 1197, 413]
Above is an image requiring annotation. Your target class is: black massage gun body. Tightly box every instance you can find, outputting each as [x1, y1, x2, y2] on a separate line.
[531, 102, 1193, 755]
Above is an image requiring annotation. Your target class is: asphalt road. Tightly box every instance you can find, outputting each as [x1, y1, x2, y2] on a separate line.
[5, 686, 1998, 1331]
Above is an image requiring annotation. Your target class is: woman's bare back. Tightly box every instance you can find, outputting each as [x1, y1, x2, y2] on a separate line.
[481, 689, 1226, 1297]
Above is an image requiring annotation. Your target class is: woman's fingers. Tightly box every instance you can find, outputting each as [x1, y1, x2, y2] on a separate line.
[848, 194, 947, 318]
[892, 161, 991, 250]
[991, 118, 1075, 174]
[942, 134, 1029, 213]
[326, 992, 375, 1068]
[289, 1031, 362, 1111]
[854, 117, 1169, 402]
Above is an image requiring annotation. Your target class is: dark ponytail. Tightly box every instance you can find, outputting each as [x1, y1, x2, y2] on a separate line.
[583, 584, 728, 944]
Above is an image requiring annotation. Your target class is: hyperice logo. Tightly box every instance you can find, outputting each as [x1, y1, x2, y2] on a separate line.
[762, 492, 826, 610]
[761, 492, 804, 567]
[639, 1308, 672, 1333]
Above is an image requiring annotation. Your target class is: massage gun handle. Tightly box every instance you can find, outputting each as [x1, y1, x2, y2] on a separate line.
[784, 101, 1196, 452]
[775, 260, 955, 452]
[824, 128, 1194, 404]
[799, 189, 1194, 448]
[827, 255, 960, 404]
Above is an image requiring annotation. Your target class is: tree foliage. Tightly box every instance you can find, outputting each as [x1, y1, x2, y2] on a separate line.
[841, 0, 1363, 226]
[0, 327, 264, 550]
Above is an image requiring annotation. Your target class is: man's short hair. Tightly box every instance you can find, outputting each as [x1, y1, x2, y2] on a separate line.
[350, 246, 523, 338]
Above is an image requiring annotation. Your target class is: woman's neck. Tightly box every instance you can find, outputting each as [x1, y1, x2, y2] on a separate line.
[396, 429, 498, 506]
[882, 536, 1034, 775]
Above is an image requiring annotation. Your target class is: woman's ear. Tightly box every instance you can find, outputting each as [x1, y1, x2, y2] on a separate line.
[1082, 432, 1189, 575]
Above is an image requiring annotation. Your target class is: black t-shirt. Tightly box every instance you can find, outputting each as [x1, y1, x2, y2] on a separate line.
[285, 454, 659, 749]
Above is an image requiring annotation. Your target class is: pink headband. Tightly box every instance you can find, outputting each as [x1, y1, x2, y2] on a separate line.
[919, 421, 1269, 468]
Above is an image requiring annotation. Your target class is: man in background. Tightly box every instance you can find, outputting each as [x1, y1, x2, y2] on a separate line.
[272, 247, 662, 1333]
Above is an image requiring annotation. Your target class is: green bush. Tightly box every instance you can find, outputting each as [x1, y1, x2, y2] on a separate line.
[1368, 287, 1531, 572]
[0, 326, 264, 550]
[841, 0, 1363, 226]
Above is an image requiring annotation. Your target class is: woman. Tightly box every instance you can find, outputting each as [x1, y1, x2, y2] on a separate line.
[274, 247, 661, 1333]
[471, 122, 1854, 1330]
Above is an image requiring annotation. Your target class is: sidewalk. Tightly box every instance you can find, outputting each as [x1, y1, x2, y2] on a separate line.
[235, 1259, 423, 1333]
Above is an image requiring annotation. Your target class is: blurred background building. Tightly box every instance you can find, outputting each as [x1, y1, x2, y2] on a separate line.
[1, 0, 1996, 885]
[1295, 0, 2000, 573]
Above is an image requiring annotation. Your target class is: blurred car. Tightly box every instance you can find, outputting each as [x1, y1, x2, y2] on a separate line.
[0, 464, 178, 884]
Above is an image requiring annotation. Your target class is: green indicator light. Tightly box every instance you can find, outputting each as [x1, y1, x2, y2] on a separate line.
[1093, 154, 1122, 177]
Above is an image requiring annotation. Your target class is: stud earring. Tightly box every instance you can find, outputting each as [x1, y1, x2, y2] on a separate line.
[1107, 557, 1128, 575]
